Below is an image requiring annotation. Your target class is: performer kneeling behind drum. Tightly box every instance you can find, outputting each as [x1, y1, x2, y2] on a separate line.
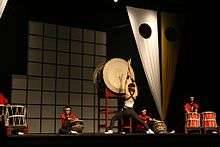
[59, 105, 83, 134]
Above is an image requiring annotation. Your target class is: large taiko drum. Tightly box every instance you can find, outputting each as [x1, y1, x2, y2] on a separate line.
[93, 58, 136, 94]
[152, 120, 167, 134]
[185, 112, 200, 128]
[201, 111, 218, 128]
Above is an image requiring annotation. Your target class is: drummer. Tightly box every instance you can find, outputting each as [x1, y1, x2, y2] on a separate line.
[105, 59, 154, 134]
[184, 96, 199, 113]
[135, 109, 153, 133]
[59, 105, 81, 134]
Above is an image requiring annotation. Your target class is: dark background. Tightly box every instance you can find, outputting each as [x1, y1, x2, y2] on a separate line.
[0, 0, 219, 133]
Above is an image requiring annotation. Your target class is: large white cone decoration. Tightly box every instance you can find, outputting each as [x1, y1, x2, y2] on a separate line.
[0, 0, 8, 19]
[127, 6, 163, 120]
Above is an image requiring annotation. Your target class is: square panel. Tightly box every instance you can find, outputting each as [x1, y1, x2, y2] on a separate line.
[42, 106, 55, 118]
[95, 31, 106, 44]
[11, 90, 26, 104]
[44, 38, 56, 50]
[83, 81, 94, 93]
[71, 54, 82, 66]
[28, 49, 42, 62]
[29, 21, 43, 35]
[26, 105, 41, 118]
[70, 80, 81, 92]
[28, 77, 41, 90]
[83, 55, 94, 67]
[83, 29, 94, 42]
[44, 23, 56, 37]
[57, 39, 69, 52]
[12, 75, 27, 89]
[95, 56, 106, 67]
[96, 44, 106, 56]
[83, 43, 94, 55]
[83, 68, 94, 80]
[83, 94, 94, 106]
[56, 92, 68, 105]
[70, 94, 81, 105]
[71, 41, 82, 53]
[82, 107, 94, 119]
[58, 25, 70, 39]
[42, 119, 55, 133]
[27, 119, 40, 133]
[83, 120, 94, 133]
[71, 106, 81, 118]
[56, 79, 69, 92]
[57, 66, 69, 78]
[57, 52, 69, 65]
[42, 92, 55, 104]
[43, 78, 55, 91]
[43, 50, 56, 63]
[28, 91, 41, 104]
[56, 106, 64, 119]
[70, 67, 81, 78]
[28, 63, 42, 76]
[43, 64, 56, 77]
[56, 119, 62, 133]
[71, 27, 82, 40]
[28, 35, 42, 48]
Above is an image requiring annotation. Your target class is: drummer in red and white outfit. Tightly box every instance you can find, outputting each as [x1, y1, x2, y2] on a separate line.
[135, 109, 153, 133]
[59, 105, 79, 134]
[184, 96, 199, 113]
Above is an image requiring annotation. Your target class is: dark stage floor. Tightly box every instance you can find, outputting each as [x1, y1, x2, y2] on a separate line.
[2, 133, 220, 147]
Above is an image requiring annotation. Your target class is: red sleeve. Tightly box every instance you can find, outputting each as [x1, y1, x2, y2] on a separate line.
[0, 94, 8, 104]
[184, 103, 190, 113]
[60, 112, 67, 128]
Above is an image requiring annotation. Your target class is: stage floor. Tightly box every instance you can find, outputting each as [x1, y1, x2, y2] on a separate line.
[3, 133, 220, 147]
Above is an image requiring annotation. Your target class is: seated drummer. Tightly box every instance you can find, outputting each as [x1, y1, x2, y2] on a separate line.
[135, 109, 153, 133]
[184, 96, 199, 113]
[59, 105, 80, 134]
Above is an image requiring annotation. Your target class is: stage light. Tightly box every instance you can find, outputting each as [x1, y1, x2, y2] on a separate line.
[113, 0, 118, 3]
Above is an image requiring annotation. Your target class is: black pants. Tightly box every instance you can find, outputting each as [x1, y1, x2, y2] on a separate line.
[59, 120, 73, 134]
[108, 107, 149, 130]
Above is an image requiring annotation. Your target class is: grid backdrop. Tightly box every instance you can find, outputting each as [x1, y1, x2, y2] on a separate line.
[10, 21, 118, 133]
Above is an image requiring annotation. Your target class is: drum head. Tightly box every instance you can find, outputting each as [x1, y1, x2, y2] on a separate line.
[103, 58, 135, 93]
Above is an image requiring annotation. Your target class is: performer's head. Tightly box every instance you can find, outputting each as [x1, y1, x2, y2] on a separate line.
[141, 109, 147, 115]
[128, 82, 136, 95]
[190, 96, 194, 102]
[63, 105, 71, 114]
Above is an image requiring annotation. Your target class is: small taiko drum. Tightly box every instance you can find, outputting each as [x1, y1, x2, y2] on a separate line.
[71, 120, 84, 133]
[4, 105, 27, 127]
[152, 121, 167, 134]
[201, 111, 217, 128]
[186, 112, 200, 128]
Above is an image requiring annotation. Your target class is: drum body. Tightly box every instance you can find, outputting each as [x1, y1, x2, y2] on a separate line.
[71, 120, 84, 133]
[5, 105, 27, 127]
[152, 121, 167, 134]
[201, 111, 217, 128]
[186, 112, 200, 128]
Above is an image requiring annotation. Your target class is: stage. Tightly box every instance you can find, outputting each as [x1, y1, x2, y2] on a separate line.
[3, 133, 220, 147]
